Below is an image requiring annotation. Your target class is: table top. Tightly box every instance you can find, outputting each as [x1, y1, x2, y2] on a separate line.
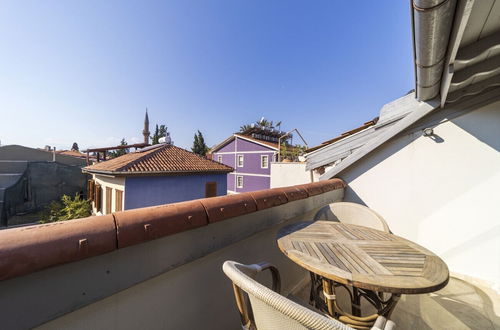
[277, 221, 449, 294]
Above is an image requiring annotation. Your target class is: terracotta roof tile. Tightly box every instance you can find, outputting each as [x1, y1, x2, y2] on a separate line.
[83, 144, 233, 175]
[55, 150, 88, 158]
[305, 117, 379, 153]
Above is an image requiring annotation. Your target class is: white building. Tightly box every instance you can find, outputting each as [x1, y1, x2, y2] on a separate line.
[306, 1, 500, 290]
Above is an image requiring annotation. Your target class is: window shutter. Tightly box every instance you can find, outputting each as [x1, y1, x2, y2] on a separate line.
[95, 184, 102, 212]
[87, 180, 91, 200]
[115, 189, 123, 212]
[87, 180, 95, 201]
[105, 187, 112, 214]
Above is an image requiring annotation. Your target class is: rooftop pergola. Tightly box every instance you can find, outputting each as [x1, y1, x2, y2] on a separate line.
[84, 143, 150, 164]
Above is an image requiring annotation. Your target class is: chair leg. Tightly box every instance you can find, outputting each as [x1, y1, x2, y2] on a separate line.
[232, 284, 254, 329]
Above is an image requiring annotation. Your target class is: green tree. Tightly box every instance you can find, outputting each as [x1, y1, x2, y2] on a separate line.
[40, 194, 92, 223]
[71, 142, 79, 151]
[279, 142, 306, 161]
[151, 124, 159, 144]
[239, 124, 252, 132]
[239, 118, 282, 133]
[151, 124, 167, 144]
[159, 125, 166, 139]
[257, 118, 273, 128]
[109, 138, 129, 158]
[191, 130, 209, 156]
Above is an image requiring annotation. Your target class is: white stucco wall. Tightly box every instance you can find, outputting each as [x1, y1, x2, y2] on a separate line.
[270, 162, 312, 188]
[339, 98, 500, 290]
[92, 175, 125, 215]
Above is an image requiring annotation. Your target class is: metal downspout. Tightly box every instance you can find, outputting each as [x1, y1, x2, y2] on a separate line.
[413, 0, 457, 101]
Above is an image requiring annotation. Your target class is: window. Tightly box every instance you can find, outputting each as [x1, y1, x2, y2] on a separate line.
[205, 182, 217, 198]
[115, 189, 123, 212]
[237, 155, 244, 167]
[105, 187, 112, 214]
[261, 155, 269, 168]
[217, 155, 222, 163]
[236, 176, 243, 188]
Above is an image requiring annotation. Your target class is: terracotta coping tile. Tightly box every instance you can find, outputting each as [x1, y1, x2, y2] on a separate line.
[0, 178, 345, 281]
[281, 185, 309, 201]
[114, 200, 208, 248]
[249, 188, 288, 210]
[0, 215, 117, 281]
[320, 179, 346, 192]
[200, 193, 257, 223]
[295, 182, 323, 196]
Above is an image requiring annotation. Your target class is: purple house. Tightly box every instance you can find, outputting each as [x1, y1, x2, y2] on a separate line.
[211, 133, 279, 193]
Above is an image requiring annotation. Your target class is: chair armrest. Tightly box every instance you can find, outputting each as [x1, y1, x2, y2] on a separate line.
[254, 262, 281, 293]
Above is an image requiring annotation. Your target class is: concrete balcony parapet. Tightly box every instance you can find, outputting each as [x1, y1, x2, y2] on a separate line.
[0, 179, 346, 282]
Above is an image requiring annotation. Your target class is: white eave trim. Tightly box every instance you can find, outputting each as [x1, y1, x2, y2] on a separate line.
[440, 0, 476, 107]
[211, 135, 236, 153]
[228, 172, 270, 178]
[320, 98, 440, 180]
[305, 124, 375, 157]
[215, 150, 276, 155]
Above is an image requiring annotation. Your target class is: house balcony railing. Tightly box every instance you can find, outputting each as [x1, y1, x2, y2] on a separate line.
[0, 179, 497, 329]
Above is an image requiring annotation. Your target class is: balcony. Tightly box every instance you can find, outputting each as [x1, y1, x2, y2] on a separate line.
[0, 179, 497, 329]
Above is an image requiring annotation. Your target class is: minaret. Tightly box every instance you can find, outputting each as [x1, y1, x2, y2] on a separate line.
[143, 108, 150, 144]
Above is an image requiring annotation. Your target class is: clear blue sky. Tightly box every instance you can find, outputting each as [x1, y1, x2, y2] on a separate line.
[0, 1, 414, 151]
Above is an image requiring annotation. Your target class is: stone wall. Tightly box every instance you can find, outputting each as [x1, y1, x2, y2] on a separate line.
[2, 162, 87, 226]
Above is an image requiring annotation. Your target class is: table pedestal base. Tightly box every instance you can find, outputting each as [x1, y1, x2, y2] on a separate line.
[309, 273, 400, 328]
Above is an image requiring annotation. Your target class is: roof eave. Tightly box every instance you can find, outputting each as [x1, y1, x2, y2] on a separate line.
[211, 136, 236, 153]
[234, 134, 279, 150]
[319, 97, 439, 180]
[84, 169, 233, 177]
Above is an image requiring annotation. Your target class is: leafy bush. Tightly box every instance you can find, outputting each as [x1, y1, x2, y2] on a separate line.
[40, 194, 92, 223]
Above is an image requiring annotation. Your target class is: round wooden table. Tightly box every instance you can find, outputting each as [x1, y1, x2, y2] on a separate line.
[277, 221, 449, 324]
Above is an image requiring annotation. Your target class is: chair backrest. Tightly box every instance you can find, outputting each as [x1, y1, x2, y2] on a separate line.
[313, 202, 390, 233]
[223, 261, 395, 330]
[223, 261, 353, 330]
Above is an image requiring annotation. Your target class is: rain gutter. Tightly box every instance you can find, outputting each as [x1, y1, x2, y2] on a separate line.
[412, 0, 457, 101]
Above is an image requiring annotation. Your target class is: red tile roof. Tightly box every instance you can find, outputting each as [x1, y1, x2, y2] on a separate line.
[83, 144, 233, 175]
[55, 150, 88, 159]
[305, 117, 379, 153]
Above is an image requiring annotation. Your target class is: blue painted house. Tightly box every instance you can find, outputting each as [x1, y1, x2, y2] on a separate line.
[83, 143, 233, 215]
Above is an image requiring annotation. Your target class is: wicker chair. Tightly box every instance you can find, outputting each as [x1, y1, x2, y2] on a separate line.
[223, 260, 396, 330]
[313, 202, 390, 233]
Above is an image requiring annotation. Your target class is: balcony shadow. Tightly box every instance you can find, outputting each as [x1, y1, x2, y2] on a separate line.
[289, 273, 499, 329]
[392, 277, 499, 329]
